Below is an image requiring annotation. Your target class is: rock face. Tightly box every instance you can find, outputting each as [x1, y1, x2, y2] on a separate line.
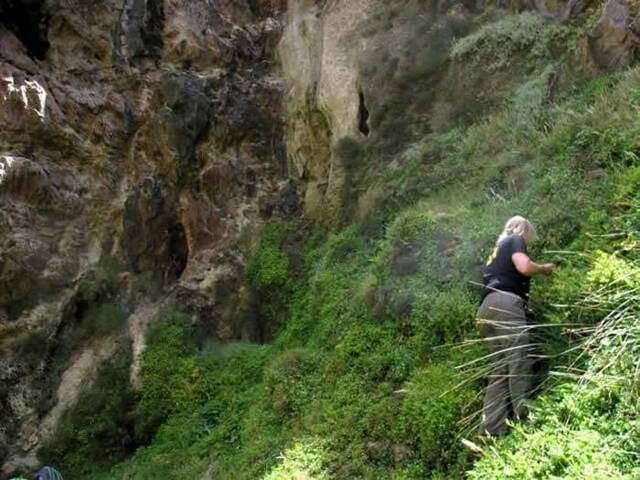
[0, 0, 291, 473]
[279, 0, 361, 225]
[121, 176, 187, 284]
[0, 0, 536, 470]
[279, 0, 478, 227]
[588, 0, 640, 69]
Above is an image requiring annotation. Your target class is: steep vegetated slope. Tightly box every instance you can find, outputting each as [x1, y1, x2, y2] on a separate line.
[67, 2, 640, 480]
[3, 0, 640, 479]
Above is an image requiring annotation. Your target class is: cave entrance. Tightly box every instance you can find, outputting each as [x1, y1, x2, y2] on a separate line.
[358, 90, 370, 136]
[0, 0, 50, 60]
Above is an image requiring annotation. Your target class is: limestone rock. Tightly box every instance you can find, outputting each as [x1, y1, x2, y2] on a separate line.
[0, 0, 290, 470]
[588, 0, 640, 70]
[129, 72, 211, 185]
[279, 0, 480, 227]
[0, 156, 81, 213]
[121, 176, 187, 283]
[279, 0, 364, 225]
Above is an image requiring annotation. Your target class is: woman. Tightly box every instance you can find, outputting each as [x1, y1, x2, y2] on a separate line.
[477, 216, 555, 436]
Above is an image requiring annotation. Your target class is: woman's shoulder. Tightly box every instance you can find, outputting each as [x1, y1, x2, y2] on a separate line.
[501, 234, 527, 251]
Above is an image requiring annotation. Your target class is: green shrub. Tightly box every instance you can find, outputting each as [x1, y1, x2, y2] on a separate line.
[451, 13, 569, 70]
[322, 225, 365, 265]
[396, 362, 478, 471]
[509, 72, 552, 140]
[264, 349, 322, 417]
[409, 288, 478, 349]
[262, 438, 330, 480]
[578, 74, 621, 105]
[247, 223, 292, 289]
[41, 346, 136, 477]
[98, 413, 214, 480]
[587, 251, 640, 287]
[134, 309, 203, 442]
[385, 209, 437, 246]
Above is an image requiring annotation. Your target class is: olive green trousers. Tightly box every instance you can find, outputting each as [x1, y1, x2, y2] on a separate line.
[476, 291, 532, 435]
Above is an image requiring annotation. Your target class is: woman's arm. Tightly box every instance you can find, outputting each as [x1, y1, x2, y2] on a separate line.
[512, 252, 555, 277]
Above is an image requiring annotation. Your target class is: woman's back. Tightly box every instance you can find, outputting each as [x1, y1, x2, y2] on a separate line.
[482, 234, 531, 301]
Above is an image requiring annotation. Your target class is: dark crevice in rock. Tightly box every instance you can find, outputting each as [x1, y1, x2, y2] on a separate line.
[73, 298, 89, 321]
[124, 0, 165, 61]
[358, 90, 370, 136]
[245, 167, 257, 197]
[122, 177, 189, 285]
[141, 0, 164, 58]
[0, 0, 50, 60]
[167, 223, 188, 282]
[247, 0, 287, 18]
[159, 73, 212, 188]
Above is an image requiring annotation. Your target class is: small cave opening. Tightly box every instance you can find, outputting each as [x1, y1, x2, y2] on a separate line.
[0, 0, 50, 60]
[167, 222, 188, 282]
[358, 90, 370, 137]
[141, 0, 165, 57]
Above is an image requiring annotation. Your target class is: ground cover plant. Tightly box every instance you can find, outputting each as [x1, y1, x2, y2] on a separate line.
[469, 180, 640, 479]
[41, 7, 640, 479]
[71, 65, 640, 480]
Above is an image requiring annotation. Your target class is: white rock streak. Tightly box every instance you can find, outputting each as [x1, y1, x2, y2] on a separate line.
[1, 75, 47, 120]
[0, 155, 15, 186]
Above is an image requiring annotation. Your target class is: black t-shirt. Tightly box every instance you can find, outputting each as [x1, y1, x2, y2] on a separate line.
[481, 235, 530, 301]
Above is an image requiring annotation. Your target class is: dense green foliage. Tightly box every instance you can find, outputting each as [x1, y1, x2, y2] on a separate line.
[246, 223, 292, 289]
[40, 346, 136, 476]
[133, 309, 203, 442]
[471, 188, 640, 479]
[246, 221, 300, 334]
[450, 12, 570, 70]
[37, 6, 640, 480]
[96, 219, 483, 479]
[86, 64, 640, 478]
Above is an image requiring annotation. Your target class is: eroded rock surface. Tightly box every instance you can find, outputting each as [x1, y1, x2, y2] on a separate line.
[589, 0, 640, 69]
[279, 0, 478, 226]
[0, 0, 290, 473]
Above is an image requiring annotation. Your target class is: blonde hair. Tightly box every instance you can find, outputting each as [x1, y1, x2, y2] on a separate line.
[497, 215, 536, 245]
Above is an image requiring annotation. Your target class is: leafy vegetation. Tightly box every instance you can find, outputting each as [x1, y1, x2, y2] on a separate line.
[450, 12, 570, 70]
[246, 222, 293, 289]
[100, 62, 640, 477]
[470, 187, 640, 479]
[246, 221, 302, 336]
[34, 5, 640, 480]
[40, 345, 136, 477]
[133, 309, 203, 443]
